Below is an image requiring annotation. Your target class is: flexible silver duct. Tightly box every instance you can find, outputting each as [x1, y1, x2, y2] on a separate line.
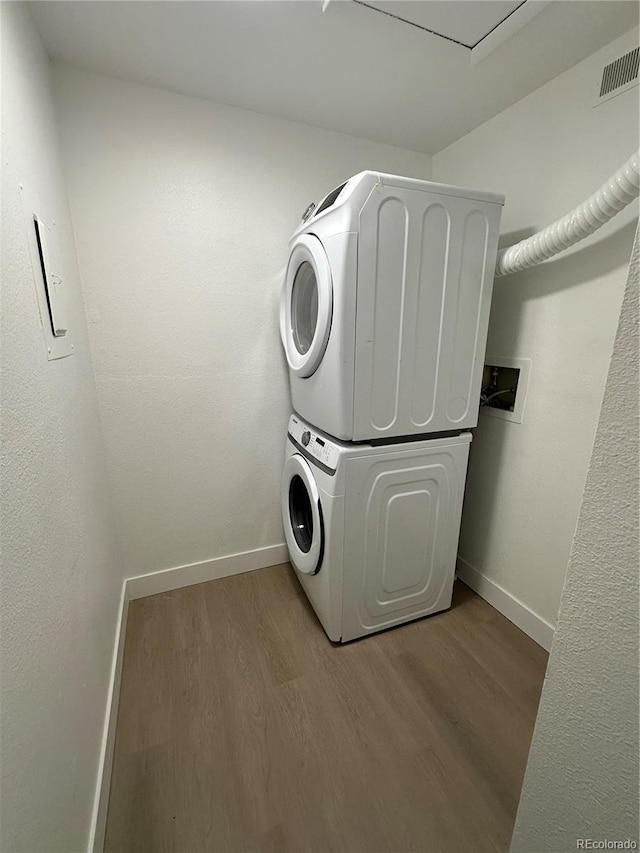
[495, 149, 640, 277]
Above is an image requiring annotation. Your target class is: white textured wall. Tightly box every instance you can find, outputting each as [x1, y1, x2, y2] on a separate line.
[51, 65, 431, 577]
[511, 228, 639, 851]
[432, 29, 639, 630]
[0, 5, 122, 851]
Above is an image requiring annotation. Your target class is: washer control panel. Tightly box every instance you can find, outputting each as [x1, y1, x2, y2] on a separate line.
[288, 416, 340, 472]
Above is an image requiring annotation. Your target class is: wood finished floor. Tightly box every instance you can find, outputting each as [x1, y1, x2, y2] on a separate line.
[105, 564, 548, 853]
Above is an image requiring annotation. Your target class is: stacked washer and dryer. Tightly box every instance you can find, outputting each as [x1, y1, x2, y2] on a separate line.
[280, 172, 504, 642]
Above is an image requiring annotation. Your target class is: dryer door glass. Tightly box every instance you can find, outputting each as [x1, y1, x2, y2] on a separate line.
[280, 235, 332, 378]
[291, 262, 318, 355]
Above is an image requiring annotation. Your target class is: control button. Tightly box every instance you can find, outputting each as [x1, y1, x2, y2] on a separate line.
[301, 430, 311, 446]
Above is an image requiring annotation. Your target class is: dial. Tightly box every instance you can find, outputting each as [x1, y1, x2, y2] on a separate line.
[301, 430, 311, 446]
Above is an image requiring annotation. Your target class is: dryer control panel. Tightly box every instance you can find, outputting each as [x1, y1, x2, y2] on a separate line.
[288, 416, 340, 473]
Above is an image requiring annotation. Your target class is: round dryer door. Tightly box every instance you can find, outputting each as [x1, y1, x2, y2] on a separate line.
[282, 454, 324, 575]
[280, 234, 333, 378]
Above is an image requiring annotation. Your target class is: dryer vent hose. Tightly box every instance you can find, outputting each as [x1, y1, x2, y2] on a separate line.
[495, 149, 640, 277]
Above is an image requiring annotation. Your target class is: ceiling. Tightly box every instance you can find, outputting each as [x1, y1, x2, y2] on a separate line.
[30, 0, 639, 154]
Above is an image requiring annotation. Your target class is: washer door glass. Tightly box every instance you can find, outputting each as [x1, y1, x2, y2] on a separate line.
[289, 473, 314, 551]
[280, 235, 332, 378]
[281, 453, 323, 575]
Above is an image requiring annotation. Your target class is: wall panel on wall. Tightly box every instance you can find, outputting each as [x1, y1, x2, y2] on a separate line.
[511, 227, 639, 852]
[0, 5, 122, 850]
[51, 65, 431, 577]
[432, 28, 639, 631]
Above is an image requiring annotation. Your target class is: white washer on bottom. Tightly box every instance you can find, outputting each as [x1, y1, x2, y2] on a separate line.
[281, 415, 472, 643]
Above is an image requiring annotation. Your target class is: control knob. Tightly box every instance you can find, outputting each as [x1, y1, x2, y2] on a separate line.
[301, 430, 311, 446]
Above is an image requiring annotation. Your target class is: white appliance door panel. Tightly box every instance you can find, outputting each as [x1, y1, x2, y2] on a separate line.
[353, 186, 501, 439]
[287, 232, 358, 440]
[294, 491, 345, 643]
[341, 443, 469, 641]
[282, 454, 324, 576]
[280, 235, 333, 378]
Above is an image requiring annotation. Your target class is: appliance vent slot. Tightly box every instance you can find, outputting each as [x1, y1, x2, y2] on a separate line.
[599, 47, 639, 98]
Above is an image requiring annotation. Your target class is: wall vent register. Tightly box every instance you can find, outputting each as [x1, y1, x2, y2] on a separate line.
[595, 46, 639, 106]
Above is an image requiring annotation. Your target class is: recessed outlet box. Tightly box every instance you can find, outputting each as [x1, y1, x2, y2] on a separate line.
[481, 356, 531, 424]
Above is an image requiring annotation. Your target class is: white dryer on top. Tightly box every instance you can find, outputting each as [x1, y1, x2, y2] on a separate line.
[280, 171, 504, 441]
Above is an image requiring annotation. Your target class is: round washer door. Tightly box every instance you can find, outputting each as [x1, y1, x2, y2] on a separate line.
[282, 453, 324, 575]
[280, 234, 333, 378]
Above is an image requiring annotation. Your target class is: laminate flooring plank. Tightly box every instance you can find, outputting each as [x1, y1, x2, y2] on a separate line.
[105, 564, 547, 853]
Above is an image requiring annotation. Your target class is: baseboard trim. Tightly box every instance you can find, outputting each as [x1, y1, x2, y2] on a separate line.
[88, 543, 289, 851]
[127, 543, 289, 600]
[456, 556, 555, 652]
[88, 581, 129, 853]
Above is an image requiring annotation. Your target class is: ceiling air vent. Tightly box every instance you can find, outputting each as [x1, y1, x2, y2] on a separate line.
[595, 46, 639, 106]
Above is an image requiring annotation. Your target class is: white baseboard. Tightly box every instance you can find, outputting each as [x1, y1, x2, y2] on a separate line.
[456, 556, 555, 652]
[88, 582, 129, 853]
[126, 543, 289, 600]
[88, 543, 289, 852]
